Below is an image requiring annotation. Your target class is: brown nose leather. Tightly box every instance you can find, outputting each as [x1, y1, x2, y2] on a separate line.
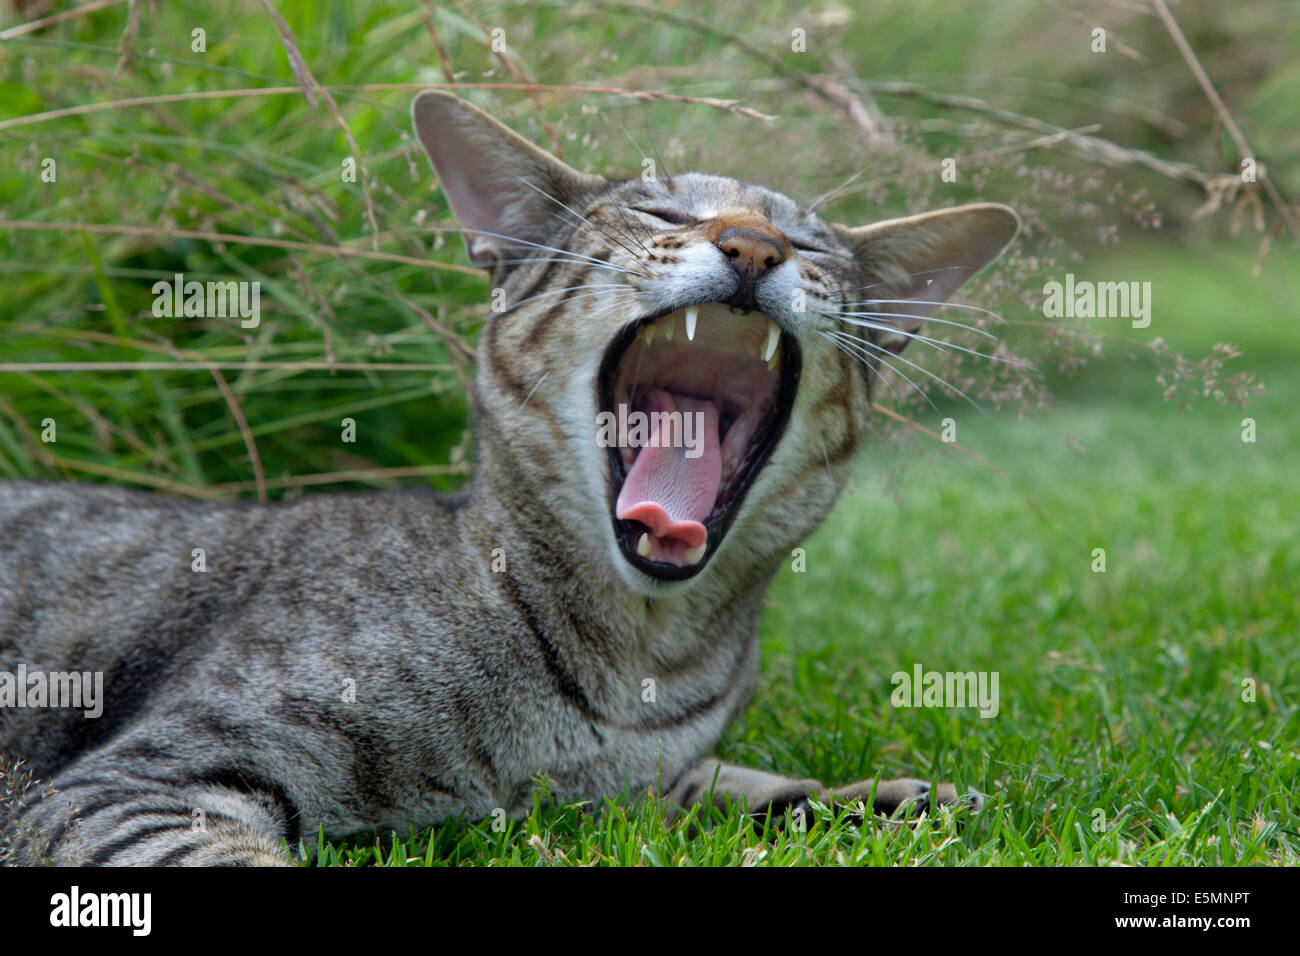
[704, 213, 789, 309]
[714, 225, 786, 276]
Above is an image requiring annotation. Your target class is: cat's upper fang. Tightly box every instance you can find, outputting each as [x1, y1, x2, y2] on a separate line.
[763, 319, 780, 362]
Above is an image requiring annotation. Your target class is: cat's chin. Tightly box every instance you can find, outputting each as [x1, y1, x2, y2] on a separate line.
[597, 302, 801, 582]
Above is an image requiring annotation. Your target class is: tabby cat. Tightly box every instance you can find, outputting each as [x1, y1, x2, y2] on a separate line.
[0, 90, 1018, 865]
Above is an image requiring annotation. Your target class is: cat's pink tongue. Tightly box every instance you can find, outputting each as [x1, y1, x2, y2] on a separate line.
[615, 389, 720, 557]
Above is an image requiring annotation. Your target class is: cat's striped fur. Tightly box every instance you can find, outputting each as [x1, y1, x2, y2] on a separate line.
[0, 90, 1018, 865]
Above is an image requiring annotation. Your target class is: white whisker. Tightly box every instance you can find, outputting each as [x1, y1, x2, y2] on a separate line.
[825, 266, 969, 299]
[518, 370, 549, 413]
[551, 208, 649, 261]
[808, 170, 864, 213]
[425, 227, 649, 278]
[852, 298, 1008, 323]
[517, 177, 647, 263]
[503, 282, 631, 312]
[817, 312, 1031, 369]
[817, 432, 834, 484]
[820, 329, 939, 415]
[824, 328, 987, 416]
[608, 201, 655, 254]
[491, 258, 640, 278]
[826, 332, 908, 407]
[510, 288, 644, 317]
[820, 308, 999, 341]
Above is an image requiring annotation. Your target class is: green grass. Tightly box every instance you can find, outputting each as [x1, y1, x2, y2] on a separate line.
[1, 1, 1296, 865]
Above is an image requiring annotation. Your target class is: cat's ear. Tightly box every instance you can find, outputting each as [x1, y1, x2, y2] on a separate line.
[831, 203, 1019, 353]
[411, 90, 606, 271]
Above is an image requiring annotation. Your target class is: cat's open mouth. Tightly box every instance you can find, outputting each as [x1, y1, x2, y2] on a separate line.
[597, 302, 801, 580]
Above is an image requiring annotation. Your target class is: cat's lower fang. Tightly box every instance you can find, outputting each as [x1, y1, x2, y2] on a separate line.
[637, 533, 652, 558]
[682, 541, 707, 566]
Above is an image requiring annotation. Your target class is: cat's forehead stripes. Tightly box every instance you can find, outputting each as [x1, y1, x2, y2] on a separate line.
[606, 173, 793, 221]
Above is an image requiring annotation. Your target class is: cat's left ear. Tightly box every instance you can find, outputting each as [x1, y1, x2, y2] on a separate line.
[831, 203, 1019, 353]
[412, 90, 607, 273]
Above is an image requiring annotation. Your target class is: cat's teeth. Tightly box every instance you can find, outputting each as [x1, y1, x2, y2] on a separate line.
[684, 305, 698, 342]
[763, 319, 780, 363]
[721, 458, 736, 482]
[682, 542, 707, 566]
[643, 323, 656, 346]
[637, 533, 652, 558]
[662, 318, 674, 341]
[766, 348, 780, 371]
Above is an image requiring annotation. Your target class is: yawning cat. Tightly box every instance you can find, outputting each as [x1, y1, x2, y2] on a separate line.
[0, 90, 1018, 865]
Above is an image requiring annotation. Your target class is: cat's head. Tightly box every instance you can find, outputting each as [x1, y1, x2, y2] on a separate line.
[412, 91, 1018, 596]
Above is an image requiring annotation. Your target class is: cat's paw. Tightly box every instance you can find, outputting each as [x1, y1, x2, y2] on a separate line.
[831, 777, 984, 820]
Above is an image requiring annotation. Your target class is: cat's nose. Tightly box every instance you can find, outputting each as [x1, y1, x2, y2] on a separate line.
[715, 226, 787, 277]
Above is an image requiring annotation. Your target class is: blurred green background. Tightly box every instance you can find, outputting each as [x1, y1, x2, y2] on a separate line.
[1, 0, 1295, 493]
[0, 1, 1296, 864]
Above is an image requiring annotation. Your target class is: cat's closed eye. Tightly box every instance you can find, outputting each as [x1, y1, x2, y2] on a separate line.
[788, 237, 830, 255]
[632, 205, 696, 226]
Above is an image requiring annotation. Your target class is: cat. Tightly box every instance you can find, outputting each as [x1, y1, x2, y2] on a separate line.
[0, 90, 1018, 865]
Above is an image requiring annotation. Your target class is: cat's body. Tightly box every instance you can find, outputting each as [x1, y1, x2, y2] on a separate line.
[0, 91, 1018, 864]
[0, 481, 758, 864]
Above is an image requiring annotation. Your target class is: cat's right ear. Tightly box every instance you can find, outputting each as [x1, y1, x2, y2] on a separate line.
[411, 90, 606, 272]
[831, 203, 1019, 354]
